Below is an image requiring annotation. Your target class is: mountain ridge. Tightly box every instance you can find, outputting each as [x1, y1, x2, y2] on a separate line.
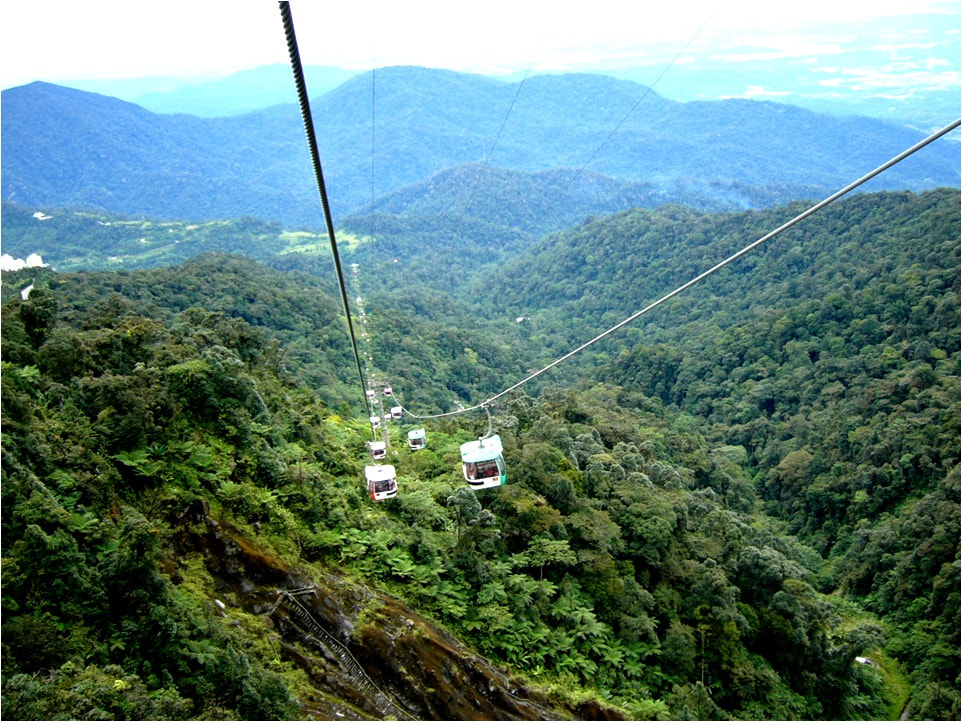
[132, 64, 361, 117]
[3, 69, 957, 229]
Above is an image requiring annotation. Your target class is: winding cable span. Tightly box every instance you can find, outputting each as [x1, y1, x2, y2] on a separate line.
[448, 44, 542, 228]
[393, 394, 485, 421]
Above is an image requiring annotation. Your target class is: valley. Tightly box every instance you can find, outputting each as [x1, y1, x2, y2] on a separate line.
[2, 186, 958, 719]
[1, 50, 959, 720]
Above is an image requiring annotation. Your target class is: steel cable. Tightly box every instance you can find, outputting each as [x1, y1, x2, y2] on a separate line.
[279, 1, 371, 416]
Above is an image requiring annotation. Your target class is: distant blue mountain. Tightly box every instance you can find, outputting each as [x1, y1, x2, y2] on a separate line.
[2, 68, 958, 228]
[132, 65, 361, 117]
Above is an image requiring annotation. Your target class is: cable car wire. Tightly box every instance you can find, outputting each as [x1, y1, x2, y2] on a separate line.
[370, 63, 378, 237]
[396, 398, 486, 420]
[448, 43, 543, 228]
[279, 1, 370, 416]
[569, 16, 713, 188]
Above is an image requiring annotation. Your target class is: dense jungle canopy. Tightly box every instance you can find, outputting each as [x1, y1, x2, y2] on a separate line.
[1, 188, 959, 720]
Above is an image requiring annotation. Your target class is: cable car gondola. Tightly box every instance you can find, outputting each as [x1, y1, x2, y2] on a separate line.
[365, 464, 398, 501]
[408, 428, 427, 450]
[460, 434, 506, 489]
[369, 440, 387, 460]
[370, 415, 381, 429]
[390, 405, 403, 420]
[383, 385, 393, 397]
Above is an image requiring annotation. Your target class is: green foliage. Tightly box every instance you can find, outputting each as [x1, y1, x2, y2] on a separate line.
[598, 189, 960, 714]
[2, 662, 194, 721]
[0, 202, 299, 273]
[2, 189, 957, 719]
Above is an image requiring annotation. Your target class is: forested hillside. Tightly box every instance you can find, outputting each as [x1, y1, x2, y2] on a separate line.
[0, 258, 893, 720]
[480, 188, 961, 717]
[0, 202, 298, 271]
[601, 191, 961, 718]
[2, 188, 958, 720]
[479, 190, 958, 352]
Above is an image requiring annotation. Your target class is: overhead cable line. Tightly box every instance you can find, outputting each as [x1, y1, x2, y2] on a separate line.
[279, 1, 370, 416]
[566, 15, 713, 190]
[479, 117, 961, 407]
[370, 49, 378, 236]
[449, 42, 543, 229]
[395, 395, 485, 420]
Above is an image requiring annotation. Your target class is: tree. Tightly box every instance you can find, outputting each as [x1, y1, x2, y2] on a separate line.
[447, 486, 482, 544]
[525, 534, 577, 579]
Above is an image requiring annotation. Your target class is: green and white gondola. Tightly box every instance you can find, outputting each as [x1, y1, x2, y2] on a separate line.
[460, 434, 506, 489]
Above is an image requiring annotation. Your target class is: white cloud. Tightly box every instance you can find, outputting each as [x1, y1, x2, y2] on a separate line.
[700, 31, 862, 65]
[730, 85, 795, 99]
[1, 255, 24, 271]
[871, 42, 940, 52]
[815, 66, 960, 92]
[1, 0, 957, 88]
[1, 253, 45, 271]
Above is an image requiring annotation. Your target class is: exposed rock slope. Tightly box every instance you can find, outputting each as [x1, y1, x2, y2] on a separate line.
[173, 508, 626, 720]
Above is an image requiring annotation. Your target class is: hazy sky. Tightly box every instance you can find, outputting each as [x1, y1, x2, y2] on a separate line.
[1, 0, 958, 90]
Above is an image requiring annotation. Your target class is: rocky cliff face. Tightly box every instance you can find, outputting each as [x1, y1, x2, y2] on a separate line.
[171, 508, 627, 720]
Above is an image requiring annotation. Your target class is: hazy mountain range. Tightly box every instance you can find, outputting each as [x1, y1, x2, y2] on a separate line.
[51, 16, 960, 134]
[66, 64, 361, 118]
[2, 67, 958, 231]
